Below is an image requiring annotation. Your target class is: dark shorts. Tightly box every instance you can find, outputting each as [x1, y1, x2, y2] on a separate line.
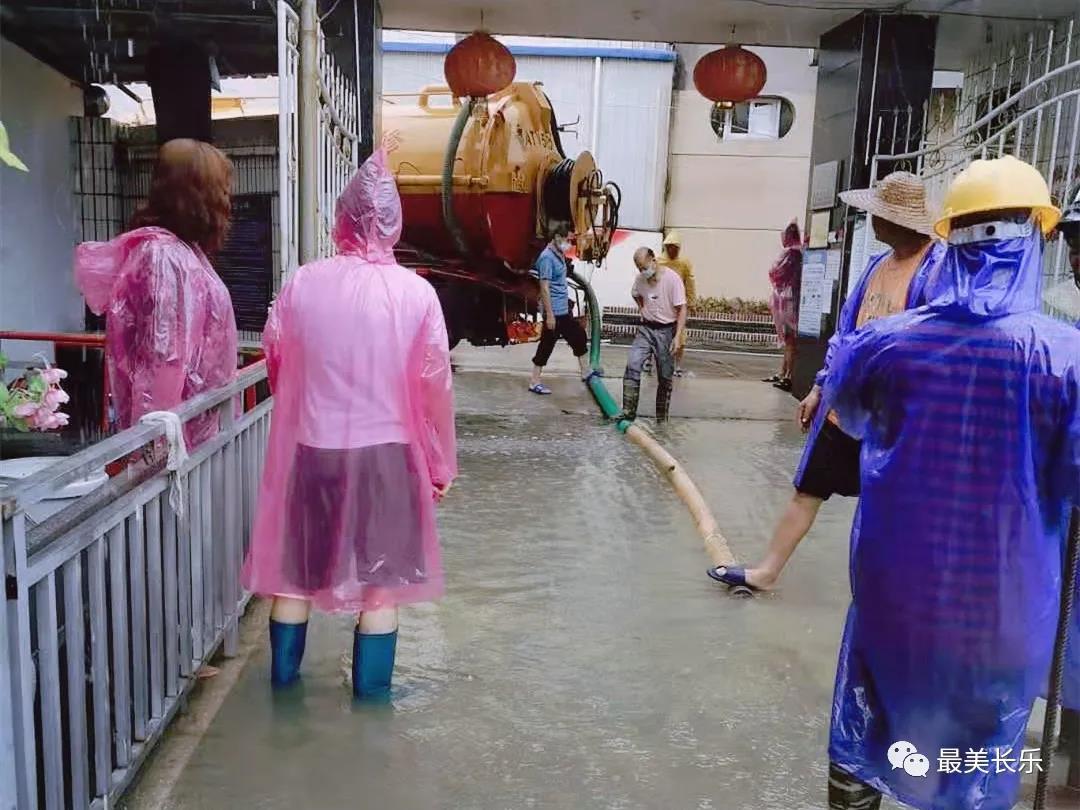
[532, 314, 589, 366]
[285, 442, 425, 592]
[795, 420, 861, 500]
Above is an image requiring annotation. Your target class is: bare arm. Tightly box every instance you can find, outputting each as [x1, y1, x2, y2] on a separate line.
[540, 280, 555, 328]
[674, 303, 687, 351]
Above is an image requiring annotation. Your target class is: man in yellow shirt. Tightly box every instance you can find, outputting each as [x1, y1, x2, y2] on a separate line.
[659, 231, 696, 375]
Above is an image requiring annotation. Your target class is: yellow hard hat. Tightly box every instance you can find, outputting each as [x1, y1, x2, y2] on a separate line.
[934, 155, 1060, 239]
[663, 230, 681, 246]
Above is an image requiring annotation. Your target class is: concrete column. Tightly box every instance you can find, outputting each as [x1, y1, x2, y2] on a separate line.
[792, 12, 937, 398]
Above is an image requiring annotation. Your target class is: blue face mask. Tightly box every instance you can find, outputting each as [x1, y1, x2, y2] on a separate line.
[925, 223, 1044, 319]
[640, 265, 657, 280]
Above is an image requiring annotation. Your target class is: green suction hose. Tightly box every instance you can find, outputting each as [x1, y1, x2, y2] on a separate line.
[569, 269, 630, 432]
[442, 98, 474, 257]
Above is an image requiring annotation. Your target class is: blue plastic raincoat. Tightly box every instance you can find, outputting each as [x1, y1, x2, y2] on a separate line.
[823, 229, 1080, 809]
[792, 243, 944, 489]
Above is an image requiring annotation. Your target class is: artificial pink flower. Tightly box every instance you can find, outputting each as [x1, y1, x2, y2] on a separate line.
[12, 402, 37, 418]
[44, 388, 70, 409]
[32, 406, 55, 429]
[40, 367, 68, 385]
[31, 409, 68, 431]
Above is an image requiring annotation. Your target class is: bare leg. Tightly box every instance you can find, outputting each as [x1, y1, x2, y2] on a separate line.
[530, 365, 543, 387]
[782, 342, 796, 379]
[744, 491, 823, 590]
[578, 353, 592, 380]
[271, 595, 312, 624]
[358, 606, 399, 634]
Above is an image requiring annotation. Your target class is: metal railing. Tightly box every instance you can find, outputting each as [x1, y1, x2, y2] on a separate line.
[868, 55, 1080, 314]
[1, 361, 270, 810]
[278, 0, 300, 279]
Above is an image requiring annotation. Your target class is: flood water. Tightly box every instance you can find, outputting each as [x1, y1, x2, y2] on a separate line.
[150, 349, 888, 809]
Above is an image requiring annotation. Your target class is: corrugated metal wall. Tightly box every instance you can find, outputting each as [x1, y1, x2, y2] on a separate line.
[381, 50, 673, 230]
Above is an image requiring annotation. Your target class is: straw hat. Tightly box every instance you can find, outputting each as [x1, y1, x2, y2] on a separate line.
[839, 171, 934, 236]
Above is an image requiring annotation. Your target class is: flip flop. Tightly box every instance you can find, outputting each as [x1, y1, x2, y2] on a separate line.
[762, 374, 781, 383]
[772, 378, 793, 392]
[706, 565, 759, 591]
[528, 383, 552, 395]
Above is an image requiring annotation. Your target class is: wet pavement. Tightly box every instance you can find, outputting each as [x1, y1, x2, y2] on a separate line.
[133, 346, 1075, 810]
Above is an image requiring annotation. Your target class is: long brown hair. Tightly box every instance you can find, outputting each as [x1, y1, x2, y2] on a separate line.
[130, 139, 233, 254]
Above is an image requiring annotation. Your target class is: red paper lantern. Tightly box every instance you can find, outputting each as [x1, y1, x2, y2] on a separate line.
[692, 45, 767, 104]
[444, 31, 517, 99]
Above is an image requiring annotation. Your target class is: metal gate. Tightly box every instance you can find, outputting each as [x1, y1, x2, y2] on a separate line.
[868, 16, 1080, 309]
[287, 0, 360, 267]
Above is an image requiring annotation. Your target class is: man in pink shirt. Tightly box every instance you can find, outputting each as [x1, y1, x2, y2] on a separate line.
[621, 246, 688, 422]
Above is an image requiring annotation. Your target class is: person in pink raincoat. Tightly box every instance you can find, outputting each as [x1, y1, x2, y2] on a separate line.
[242, 150, 457, 699]
[764, 221, 802, 391]
[73, 139, 238, 453]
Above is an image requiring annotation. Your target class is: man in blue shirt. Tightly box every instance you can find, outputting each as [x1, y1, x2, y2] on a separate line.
[528, 224, 592, 394]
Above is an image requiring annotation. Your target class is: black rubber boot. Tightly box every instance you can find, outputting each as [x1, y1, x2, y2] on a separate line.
[621, 378, 641, 421]
[656, 381, 673, 422]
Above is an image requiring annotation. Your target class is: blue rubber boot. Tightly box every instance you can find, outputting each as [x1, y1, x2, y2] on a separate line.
[352, 628, 397, 700]
[269, 619, 307, 688]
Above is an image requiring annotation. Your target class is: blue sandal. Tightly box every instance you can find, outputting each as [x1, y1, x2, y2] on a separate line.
[529, 383, 552, 395]
[706, 565, 759, 591]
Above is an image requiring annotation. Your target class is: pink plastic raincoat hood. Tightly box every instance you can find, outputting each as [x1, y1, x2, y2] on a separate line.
[242, 150, 457, 613]
[73, 226, 238, 447]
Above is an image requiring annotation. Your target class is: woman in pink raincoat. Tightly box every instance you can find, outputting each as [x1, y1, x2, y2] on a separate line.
[74, 139, 238, 452]
[764, 221, 802, 391]
[242, 150, 457, 699]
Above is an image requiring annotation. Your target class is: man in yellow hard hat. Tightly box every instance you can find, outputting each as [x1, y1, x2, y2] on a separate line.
[659, 231, 696, 376]
[819, 155, 1079, 810]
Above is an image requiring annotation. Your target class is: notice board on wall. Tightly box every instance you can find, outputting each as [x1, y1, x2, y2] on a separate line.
[216, 194, 273, 332]
[798, 249, 829, 338]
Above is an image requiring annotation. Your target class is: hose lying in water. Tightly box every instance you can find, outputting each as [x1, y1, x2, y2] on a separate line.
[569, 270, 747, 595]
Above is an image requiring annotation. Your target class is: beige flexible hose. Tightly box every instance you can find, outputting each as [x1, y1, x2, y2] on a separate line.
[624, 424, 740, 571]
[571, 270, 748, 595]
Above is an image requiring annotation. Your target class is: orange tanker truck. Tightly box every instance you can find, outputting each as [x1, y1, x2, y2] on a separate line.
[381, 82, 621, 347]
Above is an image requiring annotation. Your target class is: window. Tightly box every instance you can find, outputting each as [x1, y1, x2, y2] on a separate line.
[710, 96, 795, 140]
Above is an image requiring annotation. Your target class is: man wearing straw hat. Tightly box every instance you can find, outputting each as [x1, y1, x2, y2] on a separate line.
[708, 172, 944, 592]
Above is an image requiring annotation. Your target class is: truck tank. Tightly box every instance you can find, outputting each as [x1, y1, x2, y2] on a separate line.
[381, 82, 620, 345]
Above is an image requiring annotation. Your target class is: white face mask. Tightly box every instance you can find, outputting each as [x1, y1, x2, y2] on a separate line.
[640, 264, 657, 280]
[949, 218, 1035, 246]
[557, 239, 573, 254]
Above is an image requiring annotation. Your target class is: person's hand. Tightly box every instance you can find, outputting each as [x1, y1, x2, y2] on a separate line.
[433, 481, 453, 502]
[545, 313, 556, 331]
[673, 329, 686, 354]
[798, 386, 822, 432]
